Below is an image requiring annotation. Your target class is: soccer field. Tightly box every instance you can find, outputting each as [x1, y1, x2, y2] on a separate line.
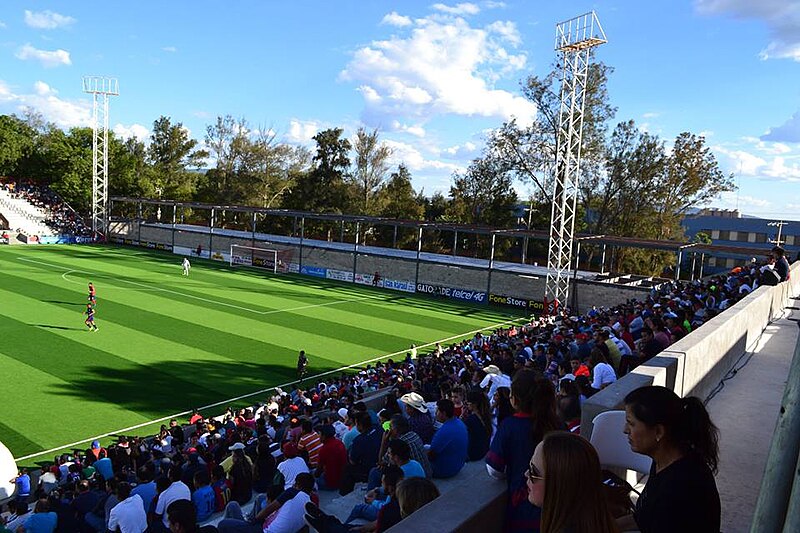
[0, 245, 522, 463]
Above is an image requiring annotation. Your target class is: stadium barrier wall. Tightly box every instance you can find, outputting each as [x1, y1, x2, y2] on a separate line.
[111, 221, 647, 315]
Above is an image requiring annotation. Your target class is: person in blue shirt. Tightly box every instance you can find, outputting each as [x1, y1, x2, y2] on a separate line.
[339, 412, 383, 496]
[22, 498, 58, 533]
[13, 468, 31, 504]
[192, 470, 216, 522]
[386, 438, 426, 479]
[93, 450, 114, 480]
[428, 399, 468, 478]
[131, 466, 158, 515]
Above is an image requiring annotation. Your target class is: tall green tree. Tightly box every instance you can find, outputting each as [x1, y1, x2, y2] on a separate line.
[283, 128, 352, 214]
[0, 115, 36, 176]
[147, 116, 207, 200]
[446, 156, 518, 227]
[351, 127, 392, 214]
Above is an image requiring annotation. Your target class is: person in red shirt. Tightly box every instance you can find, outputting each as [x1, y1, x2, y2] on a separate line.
[569, 356, 591, 378]
[315, 425, 347, 491]
[188, 409, 203, 425]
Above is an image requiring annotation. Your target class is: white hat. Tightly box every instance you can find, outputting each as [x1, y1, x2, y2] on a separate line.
[399, 392, 428, 413]
[483, 365, 501, 376]
[228, 442, 246, 451]
[337, 408, 349, 420]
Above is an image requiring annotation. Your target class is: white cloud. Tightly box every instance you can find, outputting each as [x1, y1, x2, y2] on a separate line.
[715, 141, 800, 182]
[432, 3, 481, 16]
[642, 111, 660, 119]
[0, 79, 91, 128]
[341, 15, 534, 129]
[483, 1, 507, 8]
[762, 110, 800, 142]
[162, 46, 178, 53]
[486, 20, 521, 46]
[113, 123, 150, 141]
[390, 120, 426, 137]
[442, 141, 480, 159]
[381, 12, 412, 27]
[696, 0, 800, 61]
[0, 20, 7, 29]
[714, 191, 771, 209]
[16, 44, 72, 67]
[24, 10, 75, 30]
[385, 138, 464, 175]
[285, 119, 321, 144]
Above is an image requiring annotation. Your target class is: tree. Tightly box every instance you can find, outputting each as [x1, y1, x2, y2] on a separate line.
[0, 115, 36, 176]
[378, 164, 423, 220]
[446, 156, 518, 228]
[148, 116, 207, 200]
[352, 127, 392, 214]
[487, 59, 617, 205]
[283, 128, 352, 214]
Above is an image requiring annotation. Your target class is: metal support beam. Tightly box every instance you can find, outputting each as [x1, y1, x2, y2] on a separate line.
[522, 236, 529, 264]
[353, 222, 360, 281]
[299, 217, 305, 271]
[544, 12, 607, 311]
[486, 234, 497, 295]
[393, 225, 398, 248]
[137, 201, 142, 243]
[83, 76, 118, 238]
[172, 204, 177, 250]
[690, 252, 697, 281]
[675, 249, 683, 281]
[209, 208, 215, 253]
[453, 230, 458, 256]
[699, 253, 705, 278]
[414, 227, 423, 288]
[600, 243, 607, 274]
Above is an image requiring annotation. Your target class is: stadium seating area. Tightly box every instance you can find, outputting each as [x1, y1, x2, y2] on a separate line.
[2, 249, 792, 533]
[0, 180, 91, 240]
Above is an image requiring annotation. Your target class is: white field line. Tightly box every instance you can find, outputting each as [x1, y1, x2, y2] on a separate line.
[13, 315, 527, 462]
[18, 257, 379, 315]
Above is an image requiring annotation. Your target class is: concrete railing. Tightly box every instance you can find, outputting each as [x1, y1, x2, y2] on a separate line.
[582, 261, 800, 440]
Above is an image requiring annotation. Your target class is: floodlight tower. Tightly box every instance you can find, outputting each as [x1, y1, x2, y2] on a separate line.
[82, 76, 119, 238]
[544, 12, 606, 312]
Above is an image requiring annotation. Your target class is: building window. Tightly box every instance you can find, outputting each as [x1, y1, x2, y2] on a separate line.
[747, 232, 756, 243]
[786, 235, 796, 246]
[738, 232, 751, 242]
[729, 231, 738, 241]
[755, 233, 768, 243]
[711, 230, 720, 239]
[718, 230, 730, 241]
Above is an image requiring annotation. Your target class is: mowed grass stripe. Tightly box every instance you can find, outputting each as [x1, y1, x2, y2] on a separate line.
[11, 254, 431, 358]
[0, 313, 227, 419]
[0, 271, 354, 371]
[0, 285, 293, 392]
[30, 244, 511, 327]
[15, 246, 509, 340]
[0, 419, 43, 460]
[0, 350, 157, 453]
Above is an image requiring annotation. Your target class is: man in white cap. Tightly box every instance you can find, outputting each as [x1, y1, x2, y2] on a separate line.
[399, 392, 434, 444]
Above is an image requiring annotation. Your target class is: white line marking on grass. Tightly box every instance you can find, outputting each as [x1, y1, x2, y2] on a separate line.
[14, 314, 528, 462]
[19, 257, 380, 315]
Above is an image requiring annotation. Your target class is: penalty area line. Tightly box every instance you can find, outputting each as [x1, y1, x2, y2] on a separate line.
[13, 314, 529, 462]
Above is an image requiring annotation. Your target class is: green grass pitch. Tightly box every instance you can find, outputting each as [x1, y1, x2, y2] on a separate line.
[0, 244, 522, 464]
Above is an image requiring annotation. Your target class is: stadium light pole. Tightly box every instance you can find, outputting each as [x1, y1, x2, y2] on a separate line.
[82, 76, 119, 239]
[544, 12, 606, 313]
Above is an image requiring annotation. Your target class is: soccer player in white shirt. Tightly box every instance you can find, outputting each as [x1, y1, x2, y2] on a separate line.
[182, 257, 191, 276]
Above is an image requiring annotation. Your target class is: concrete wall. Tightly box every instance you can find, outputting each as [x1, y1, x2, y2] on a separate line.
[571, 279, 652, 314]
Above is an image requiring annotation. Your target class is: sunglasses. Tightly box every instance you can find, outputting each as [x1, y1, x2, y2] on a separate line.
[526, 463, 544, 483]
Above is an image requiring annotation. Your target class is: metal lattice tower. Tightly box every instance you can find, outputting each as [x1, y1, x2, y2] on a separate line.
[82, 76, 119, 237]
[544, 12, 606, 312]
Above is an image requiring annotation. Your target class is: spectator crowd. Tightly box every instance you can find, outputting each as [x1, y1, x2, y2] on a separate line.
[1, 249, 792, 533]
[1, 179, 92, 238]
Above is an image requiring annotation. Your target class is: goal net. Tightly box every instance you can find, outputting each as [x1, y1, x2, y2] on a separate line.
[230, 244, 283, 273]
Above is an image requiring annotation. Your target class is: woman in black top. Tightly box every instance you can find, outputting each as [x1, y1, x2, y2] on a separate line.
[618, 385, 720, 533]
[462, 390, 492, 460]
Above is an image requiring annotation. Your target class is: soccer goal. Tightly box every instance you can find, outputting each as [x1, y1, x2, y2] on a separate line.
[230, 244, 281, 273]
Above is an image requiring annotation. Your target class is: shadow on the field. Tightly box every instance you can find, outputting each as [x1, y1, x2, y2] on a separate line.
[32, 324, 86, 331]
[48, 357, 363, 425]
[41, 300, 87, 306]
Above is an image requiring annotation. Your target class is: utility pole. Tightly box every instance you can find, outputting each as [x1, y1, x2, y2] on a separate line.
[767, 220, 787, 246]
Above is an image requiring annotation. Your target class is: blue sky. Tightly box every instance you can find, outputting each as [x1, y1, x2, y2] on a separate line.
[1, 1, 800, 221]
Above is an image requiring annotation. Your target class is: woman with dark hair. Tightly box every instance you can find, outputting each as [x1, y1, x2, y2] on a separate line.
[493, 386, 513, 427]
[463, 390, 493, 460]
[618, 385, 720, 533]
[528, 432, 618, 533]
[486, 369, 561, 532]
[252, 438, 276, 494]
[556, 380, 581, 431]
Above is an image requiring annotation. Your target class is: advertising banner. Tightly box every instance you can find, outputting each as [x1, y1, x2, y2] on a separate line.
[300, 266, 327, 278]
[416, 283, 486, 304]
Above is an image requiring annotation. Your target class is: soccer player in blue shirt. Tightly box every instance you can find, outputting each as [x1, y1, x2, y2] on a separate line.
[84, 303, 98, 331]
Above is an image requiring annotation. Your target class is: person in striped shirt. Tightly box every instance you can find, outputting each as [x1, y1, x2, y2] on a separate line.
[297, 419, 323, 469]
